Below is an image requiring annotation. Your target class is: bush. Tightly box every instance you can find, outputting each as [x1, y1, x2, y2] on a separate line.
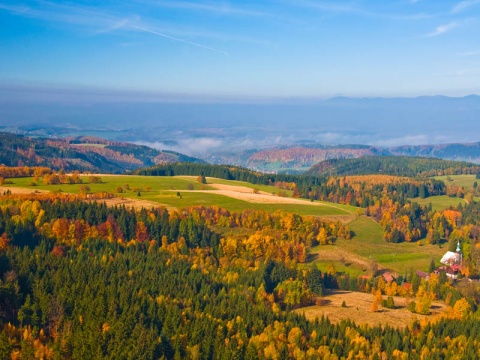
[408, 301, 416, 313]
[385, 296, 395, 309]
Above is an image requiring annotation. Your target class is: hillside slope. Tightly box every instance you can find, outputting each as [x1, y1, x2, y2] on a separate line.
[0, 132, 204, 173]
[306, 156, 480, 177]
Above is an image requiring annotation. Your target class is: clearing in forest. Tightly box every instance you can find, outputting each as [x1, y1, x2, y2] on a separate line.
[297, 290, 448, 329]
[3, 175, 356, 219]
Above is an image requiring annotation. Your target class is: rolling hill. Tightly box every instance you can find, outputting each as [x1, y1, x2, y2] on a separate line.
[224, 141, 480, 173]
[306, 156, 480, 177]
[0, 132, 204, 173]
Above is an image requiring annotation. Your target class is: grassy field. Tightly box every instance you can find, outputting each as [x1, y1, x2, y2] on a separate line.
[297, 290, 447, 329]
[4, 175, 354, 217]
[202, 177, 294, 196]
[5, 175, 448, 273]
[408, 174, 480, 210]
[435, 174, 478, 189]
[410, 195, 466, 211]
[309, 216, 446, 275]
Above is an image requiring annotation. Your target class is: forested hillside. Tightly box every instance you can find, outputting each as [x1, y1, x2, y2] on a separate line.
[306, 156, 480, 177]
[245, 145, 386, 172]
[0, 132, 204, 173]
[207, 142, 480, 173]
[0, 192, 479, 359]
[391, 142, 480, 163]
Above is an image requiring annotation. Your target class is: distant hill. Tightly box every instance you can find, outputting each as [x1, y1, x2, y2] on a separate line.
[0, 132, 205, 173]
[390, 142, 480, 163]
[306, 156, 480, 177]
[221, 141, 480, 173]
[244, 145, 388, 172]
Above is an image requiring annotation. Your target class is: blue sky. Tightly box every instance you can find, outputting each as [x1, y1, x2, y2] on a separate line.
[1, 0, 480, 98]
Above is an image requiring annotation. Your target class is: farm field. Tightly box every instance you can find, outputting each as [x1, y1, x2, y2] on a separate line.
[296, 290, 448, 329]
[410, 195, 466, 211]
[3, 175, 355, 218]
[312, 216, 447, 275]
[435, 174, 478, 189]
[3, 175, 448, 274]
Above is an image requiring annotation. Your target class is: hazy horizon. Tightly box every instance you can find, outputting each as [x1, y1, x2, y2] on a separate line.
[1, 1, 479, 154]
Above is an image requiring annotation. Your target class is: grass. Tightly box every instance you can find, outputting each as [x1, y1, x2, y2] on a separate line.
[410, 195, 466, 211]
[296, 290, 447, 329]
[203, 177, 294, 196]
[309, 217, 446, 275]
[309, 260, 367, 277]
[6, 174, 450, 274]
[4, 175, 354, 217]
[435, 174, 478, 189]
[408, 174, 480, 211]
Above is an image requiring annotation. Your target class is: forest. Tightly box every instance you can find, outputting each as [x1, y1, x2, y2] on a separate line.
[0, 193, 478, 357]
[0, 133, 203, 174]
[1, 164, 480, 358]
[306, 156, 480, 178]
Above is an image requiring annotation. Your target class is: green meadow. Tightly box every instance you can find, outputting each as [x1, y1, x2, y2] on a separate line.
[4, 175, 354, 217]
[5, 175, 447, 273]
[410, 195, 466, 211]
[435, 174, 478, 189]
[310, 216, 447, 275]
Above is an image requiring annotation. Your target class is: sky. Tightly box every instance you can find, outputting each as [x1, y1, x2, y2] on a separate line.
[1, 0, 480, 99]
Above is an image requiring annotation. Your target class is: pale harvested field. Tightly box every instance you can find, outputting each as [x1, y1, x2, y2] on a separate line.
[179, 182, 352, 209]
[297, 290, 448, 329]
[88, 197, 173, 211]
[0, 186, 49, 195]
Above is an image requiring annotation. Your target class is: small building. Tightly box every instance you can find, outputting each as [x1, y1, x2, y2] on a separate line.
[416, 270, 430, 281]
[434, 264, 462, 280]
[382, 272, 395, 283]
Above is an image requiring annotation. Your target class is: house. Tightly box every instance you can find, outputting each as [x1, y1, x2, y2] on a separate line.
[382, 272, 395, 283]
[416, 270, 429, 280]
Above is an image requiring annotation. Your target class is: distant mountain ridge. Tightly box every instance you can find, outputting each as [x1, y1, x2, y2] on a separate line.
[228, 141, 480, 173]
[0, 132, 204, 173]
[305, 156, 480, 177]
[390, 142, 480, 163]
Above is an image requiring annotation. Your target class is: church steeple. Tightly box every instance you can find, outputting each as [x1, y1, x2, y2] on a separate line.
[456, 240, 461, 253]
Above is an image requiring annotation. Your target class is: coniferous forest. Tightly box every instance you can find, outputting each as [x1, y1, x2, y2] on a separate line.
[0, 187, 479, 359]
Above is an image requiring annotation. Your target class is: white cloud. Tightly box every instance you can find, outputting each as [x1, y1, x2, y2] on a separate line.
[137, 137, 224, 156]
[424, 21, 459, 37]
[371, 134, 444, 147]
[0, 1, 229, 56]
[452, 0, 480, 13]
[147, 1, 273, 17]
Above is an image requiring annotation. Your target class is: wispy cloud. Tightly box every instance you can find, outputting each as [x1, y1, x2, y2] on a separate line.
[452, 0, 480, 13]
[285, 0, 433, 21]
[424, 21, 459, 37]
[0, 1, 230, 56]
[147, 0, 273, 18]
[291, 0, 358, 13]
[129, 24, 229, 56]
